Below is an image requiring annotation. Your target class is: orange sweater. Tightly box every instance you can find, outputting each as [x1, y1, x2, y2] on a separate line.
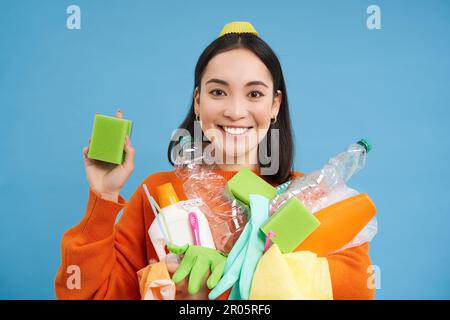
[55, 169, 375, 300]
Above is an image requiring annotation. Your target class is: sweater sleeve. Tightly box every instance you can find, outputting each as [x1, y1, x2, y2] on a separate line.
[327, 242, 375, 300]
[55, 187, 148, 299]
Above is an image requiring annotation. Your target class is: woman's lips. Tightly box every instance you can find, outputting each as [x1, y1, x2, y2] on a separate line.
[218, 125, 252, 136]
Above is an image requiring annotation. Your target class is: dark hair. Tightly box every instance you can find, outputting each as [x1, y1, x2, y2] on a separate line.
[167, 33, 294, 184]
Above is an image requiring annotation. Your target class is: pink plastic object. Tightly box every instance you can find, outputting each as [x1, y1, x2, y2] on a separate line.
[264, 230, 276, 253]
[189, 212, 201, 246]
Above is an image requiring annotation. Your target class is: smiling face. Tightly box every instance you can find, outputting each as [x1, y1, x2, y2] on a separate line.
[194, 48, 282, 169]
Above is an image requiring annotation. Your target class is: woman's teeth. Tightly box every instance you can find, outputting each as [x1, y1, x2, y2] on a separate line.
[222, 126, 250, 135]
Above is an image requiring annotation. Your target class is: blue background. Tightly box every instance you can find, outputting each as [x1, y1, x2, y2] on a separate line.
[1, 0, 449, 299]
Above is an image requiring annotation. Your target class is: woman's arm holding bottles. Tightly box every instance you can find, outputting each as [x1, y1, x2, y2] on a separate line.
[327, 242, 375, 300]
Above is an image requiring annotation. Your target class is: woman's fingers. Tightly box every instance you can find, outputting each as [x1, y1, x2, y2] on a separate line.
[84, 137, 91, 158]
[123, 135, 135, 171]
[82, 145, 95, 166]
[116, 110, 133, 171]
[83, 137, 97, 166]
[83, 146, 89, 159]
[84, 138, 91, 159]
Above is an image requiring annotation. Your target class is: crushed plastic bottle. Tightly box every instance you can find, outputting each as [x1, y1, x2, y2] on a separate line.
[270, 139, 372, 214]
[270, 139, 377, 252]
[173, 135, 248, 253]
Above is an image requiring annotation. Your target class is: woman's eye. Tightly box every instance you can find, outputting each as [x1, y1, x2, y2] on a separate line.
[209, 89, 226, 96]
[248, 91, 264, 98]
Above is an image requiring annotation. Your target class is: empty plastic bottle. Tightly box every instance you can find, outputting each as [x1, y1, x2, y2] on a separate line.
[174, 135, 248, 253]
[270, 139, 372, 215]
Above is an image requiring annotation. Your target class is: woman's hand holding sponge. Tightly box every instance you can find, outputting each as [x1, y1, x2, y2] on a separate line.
[83, 109, 135, 202]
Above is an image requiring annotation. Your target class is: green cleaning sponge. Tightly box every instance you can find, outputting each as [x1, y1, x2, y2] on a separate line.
[227, 168, 277, 205]
[261, 197, 320, 253]
[87, 114, 132, 164]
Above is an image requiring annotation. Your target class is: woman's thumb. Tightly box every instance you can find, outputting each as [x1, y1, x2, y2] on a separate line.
[123, 136, 135, 171]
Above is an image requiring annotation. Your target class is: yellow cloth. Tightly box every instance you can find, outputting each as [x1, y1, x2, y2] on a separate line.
[137, 262, 175, 300]
[249, 244, 333, 300]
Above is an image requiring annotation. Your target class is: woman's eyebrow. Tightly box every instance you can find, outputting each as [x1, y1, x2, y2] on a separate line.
[205, 78, 269, 88]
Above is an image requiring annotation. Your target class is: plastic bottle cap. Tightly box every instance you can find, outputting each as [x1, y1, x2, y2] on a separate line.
[357, 138, 372, 153]
[156, 182, 180, 208]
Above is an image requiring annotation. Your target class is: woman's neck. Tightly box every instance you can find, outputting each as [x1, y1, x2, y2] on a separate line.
[215, 162, 259, 172]
[214, 148, 259, 172]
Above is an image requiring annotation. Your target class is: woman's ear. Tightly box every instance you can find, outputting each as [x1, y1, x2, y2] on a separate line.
[271, 90, 282, 118]
[194, 86, 200, 115]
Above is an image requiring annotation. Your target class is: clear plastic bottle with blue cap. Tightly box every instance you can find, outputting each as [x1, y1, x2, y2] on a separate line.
[269, 139, 378, 252]
[270, 139, 373, 215]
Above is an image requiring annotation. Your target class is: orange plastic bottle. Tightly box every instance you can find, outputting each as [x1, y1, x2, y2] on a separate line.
[294, 193, 376, 256]
[156, 182, 180, 208]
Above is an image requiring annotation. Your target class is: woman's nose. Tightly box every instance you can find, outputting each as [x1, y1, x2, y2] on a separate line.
[223, 98, 248, 120]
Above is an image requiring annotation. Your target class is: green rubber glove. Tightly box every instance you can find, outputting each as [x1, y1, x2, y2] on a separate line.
[168, 243, 227, 295]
